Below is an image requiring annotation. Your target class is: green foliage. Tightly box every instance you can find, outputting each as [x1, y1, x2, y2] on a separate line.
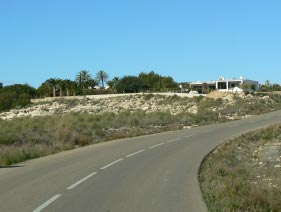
[0, 92, 16, 111]
[75, 70, 92, 91]
[0, 84, 37, 97]
[179, 82, 190, 90]
[259, 80, 281, 92]
[107, 77, 119, 89]
[96, 70, 109, 88]
[37, 82, 52, 97]
[250, 84, 256, 91]
[0, 84, 36, 111]
[161, 76, 178, 90]
[138, 71, 178, 92]
[138, 71, 162, 91]
[116, 75, 147, 93]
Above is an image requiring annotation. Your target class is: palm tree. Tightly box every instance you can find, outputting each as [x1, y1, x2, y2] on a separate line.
[63, 80, 73, 96]
[37, 82, 52, 98]
[70, 81, 78, 96]
[46, 78, 57, 97]
[76, 70, 92, 95]
[96, 70, 109, 89]
[57, 79, 65, 97]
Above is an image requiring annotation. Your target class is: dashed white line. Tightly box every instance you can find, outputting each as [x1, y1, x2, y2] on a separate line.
[202, 130, 214, 134]
[126, 150, 145, 158]
[228, 125, 238, 128]
[250, 120, 257, 123]
[33, 194, 62, 212]
[184, 134, 195, 138]
[149, 143, 165, 149]
[166, 138, 182, 143]
[67, 172, 97, 190]
[100, 158, 123, 170]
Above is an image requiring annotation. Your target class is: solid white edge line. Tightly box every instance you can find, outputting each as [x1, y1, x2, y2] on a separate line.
[166, 138, 182, 143]
[100, 158, 123, 170]
[33, 194, 62, 212]
[126, 150, 145, 158]
[149, 143, 165, 149]
[67, 172, 97, 190]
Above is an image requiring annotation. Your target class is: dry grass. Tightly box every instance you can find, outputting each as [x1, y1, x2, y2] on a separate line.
[0, 111, 184, 165]
[199, 124, 281, 212]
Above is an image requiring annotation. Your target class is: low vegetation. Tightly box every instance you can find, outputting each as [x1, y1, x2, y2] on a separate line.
[0, 111, 184, 165]
[1, 93, 281, 166]
[199, 124, 281, 212]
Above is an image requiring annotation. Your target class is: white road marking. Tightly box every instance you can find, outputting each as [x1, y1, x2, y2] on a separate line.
[166, 138, 182, 143]
[100, 158, 123, 170]
[264, 117, 271, 120]
[202, 130, 214, 133]
[228, 125, 238, 128]
[126, 150, 145, 158]
[184, 134, 195, 138]
[250, 120, 257, 123]
[149, 143, 165, 149]
[33, 194, 62, 212]
[67, 172, 97, 190]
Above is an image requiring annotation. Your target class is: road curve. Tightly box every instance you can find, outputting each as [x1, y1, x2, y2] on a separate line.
[1, 110, 281, 212]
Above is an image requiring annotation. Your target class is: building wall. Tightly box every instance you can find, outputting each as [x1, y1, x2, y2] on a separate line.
[190, 78, 259, 93]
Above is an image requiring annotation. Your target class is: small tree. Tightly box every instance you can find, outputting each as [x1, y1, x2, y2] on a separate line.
[250, 84, 256, 91]
[116, 76, 146, 93]
[76, 70, 92, 95]
[87, 79, 98, 89]
[96, 70, 109, 89]
[107, 77, 119, 89]
[107, 77, 119, 93]
[240, 83, 249, 91]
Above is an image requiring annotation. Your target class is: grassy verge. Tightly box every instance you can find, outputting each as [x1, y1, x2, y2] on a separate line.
[0, 110, 219, 166]
[199, 124, 281, 212]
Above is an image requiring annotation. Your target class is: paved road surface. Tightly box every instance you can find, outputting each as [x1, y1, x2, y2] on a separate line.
[1, 110, 281, 212]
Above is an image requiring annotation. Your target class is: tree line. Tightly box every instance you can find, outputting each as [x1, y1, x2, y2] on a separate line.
[2, 69, 280, 112]
[0, 70, 186, 111]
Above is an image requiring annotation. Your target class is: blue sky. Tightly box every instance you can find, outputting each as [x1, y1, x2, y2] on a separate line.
[0, 0, 280, 88]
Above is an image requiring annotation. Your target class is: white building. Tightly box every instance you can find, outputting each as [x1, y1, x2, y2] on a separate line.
[190, 76, 259, 93]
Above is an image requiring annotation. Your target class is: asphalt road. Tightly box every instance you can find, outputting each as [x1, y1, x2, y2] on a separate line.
[1, 110, 281, 212]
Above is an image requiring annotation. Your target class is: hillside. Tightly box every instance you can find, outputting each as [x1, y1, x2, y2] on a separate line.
[1, 92, 280, 121]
